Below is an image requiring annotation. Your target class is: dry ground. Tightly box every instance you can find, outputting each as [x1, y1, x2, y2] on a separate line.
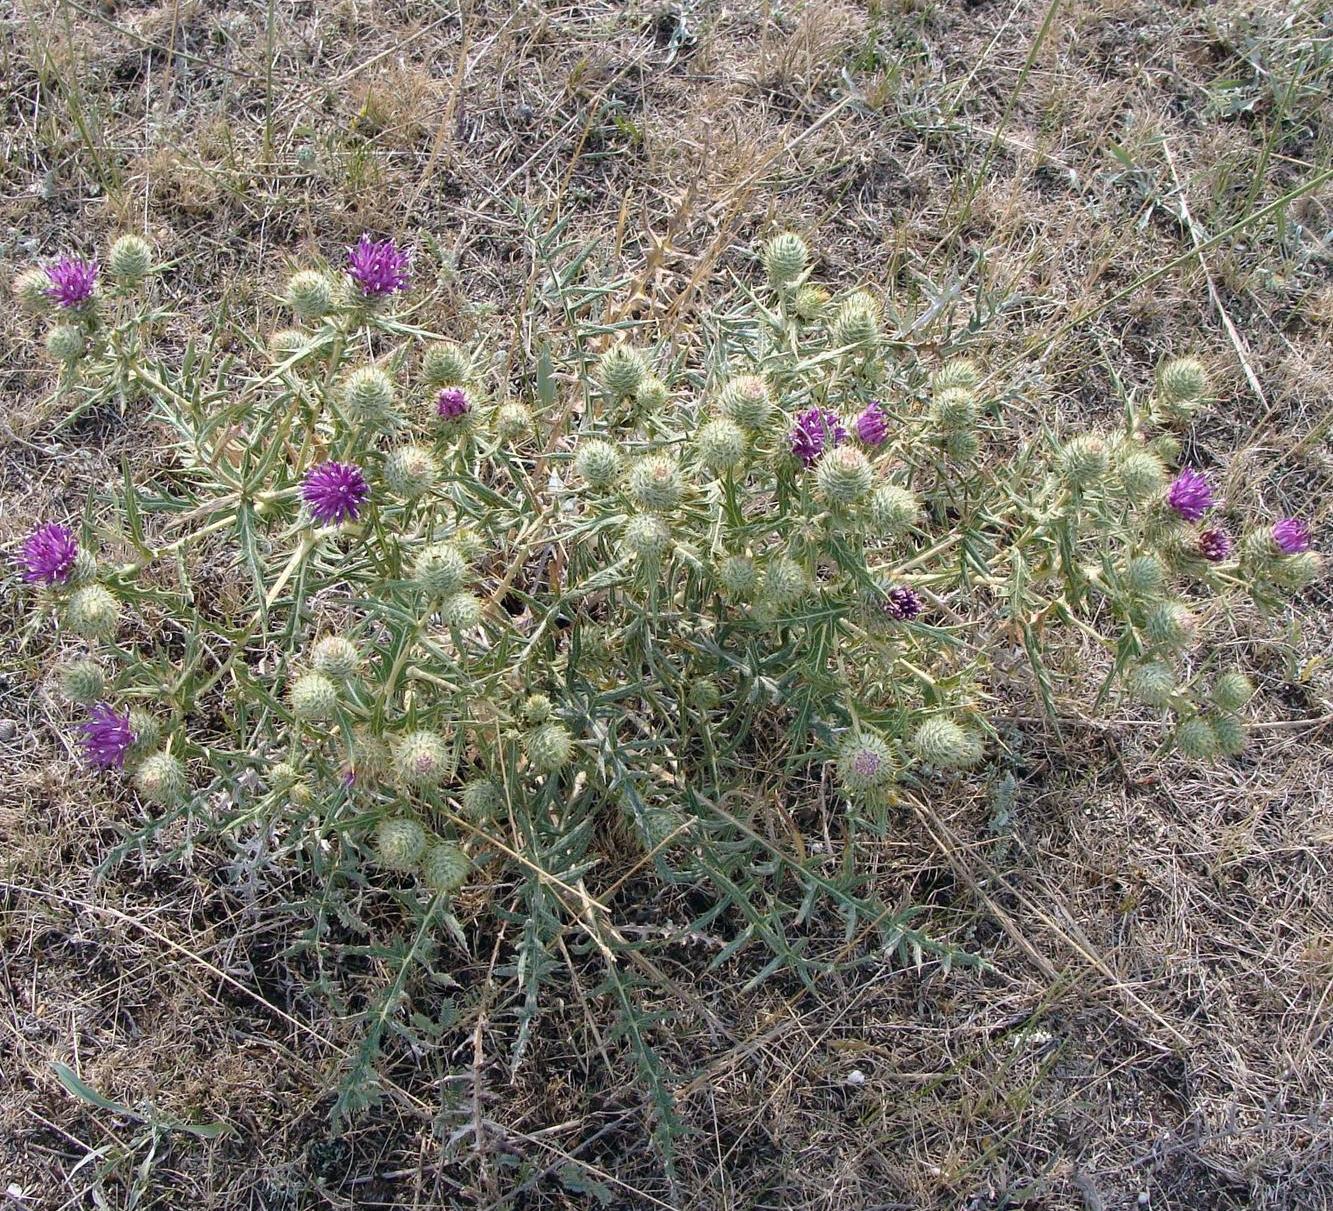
[2, 1, 1332, 1208]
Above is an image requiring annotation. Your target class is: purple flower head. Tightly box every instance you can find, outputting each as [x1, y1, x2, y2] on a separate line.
[1272, 517, 1310, 555]
[851, 748, 883, 779]
[346, 234, 410, 297]
[1198, 528, 1232, 563]
[82, 704, 135, 769]
[302, 461, 369, 526]
[789, 407, 847, 466]
[882, 585, 924, 621]
[46, 256, 98, 308]
[854, 401, 889, 447]
[19, 522, 79, 585]
[1166, 468, 1213, 522]
[436, 387, 470, 420]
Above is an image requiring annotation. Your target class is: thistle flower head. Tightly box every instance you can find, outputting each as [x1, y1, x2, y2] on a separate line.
[284, 270, 334, 320]
[346, 234, 410, 297]
[1210, 714, 1247, 756]
[1174, 717, 1217, 760]
[1124, 553, 1167, 597]
[1158, 357, 1208, 405]
[830, 290, 880, 350]
[374, 816, 427, 870]
[108, 235, 152, 284]
[341, 366, 395, 422]
[635, 376, 670, 413]
[696, 417, 746, 473]
[436, 386, 471, 421]
[931, 358, 981, 393]
[1211, 672, 1254, 713]
[65, 585, 120, 640]
[789, 407, 846, 466]
[628, 455, 683, 513]
[46, 256, 98, 307]
[762, 555, 810, 607]
[494, 401, 533, 442]
[311, 636, 360, 681]
[815, 445, 874, 505]
[423, 341, 469, 386]
[384, 445, 438, 499]
[854, 401, 889, 447]
[13, 267, 53, 313]
[460, 777, 504, 820]
[716, 553, 758, 599]
[911, 718, 983, 770]
[762, 231, 809, 288]
[58, 659, 106, 705]
[836, 733, 897, 793]
[1057, 435, 1110, 489]
[135, 752, 187, 804]
[442, 591, 484, 629]
[1116, 449, 1167, 504]
[302, 461, 369, 526]
[869, 484, 920, 537]
[46, 324, 86, 364]
[524, 721, 574, 773]
[930, 387, 977, 434]
[1197, 528, 1232, 563]
[20, 522, 78, 585]
[393, 730, 453, 788]
[718, 375, 774, 431]
[574, 439, 623, 489]
[597, 345, 647, 399]
[413, 542, 467, 596]
[290, 671, 338, 721]
[1144, 600, 1196, 650]
[81, 704, 135, 769]
[1166, 468, 1213, 522]
[1272, 517, 1310, 555]
[882, 585, 924, 621]
[622, 514, 671, 562]
[421, 841, 470, 894]
[1125, 662, 1175, 708]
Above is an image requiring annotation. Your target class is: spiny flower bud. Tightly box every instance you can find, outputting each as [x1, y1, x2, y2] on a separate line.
[931, 358, 981, 393]
[13, 267, 53, 314]
[1174, 717, 1217, 760]
[716, 554, 758, 599]
[461, 777, 504, 820]
[269, 762, 299, 790]
[1125, 662, 1175, 708]
[1270, 550, 1322, 591]
[126, 709, 161, 764]
[494, 401, 533, 441]
[1124, 553, 1168, 598]
[1149, 433, 1182, 463]
[107, 235, 152, 284]
[762, 231, 809, 288]
[836, 733, 897, 793]
[628, 455, 684, 513]
[1057, 435, 1110, 489]
[522, 694, 554, 724]
[911, 718, 983, 769]
[597, 345, 647, 398]
[420, 841, 470, 894]
[442, 592, 484, 629]
[524, 721, 573, 773]
[635, 376, 670, 413]
[762, 555, 810, 607]
[815, 445, 874, 506]
[311, 636, 360, 681]
[637, 805, 688, 853]
[268, 329, 311, 364]
[64, 585, 120, 640]
[341, 366, 395, 423]
[290, 671, 338, 720]
[930, 387, 977, 433]
[1210, 714, 1247, 756]
[689, 677, 722, 710]
[285, 270, 334, 320]
[422, 341, 470, 386]
[696, 417, 746, 473]
[869, 484, 920, 537]
[945, 430, 980, 462]
[622, 514, 671, 562]
[393, 729, 453, 788]
[374, 816, 427, 870]
[413, 543, 467, 596]
[1143, 601, 1196, 650]
[134, 751, 187, 804]
[792, 285, 828, 321]
[831, 290, 880, 350]
[46, 324, 86, 364]
[1116, 449, 1167, 503]
[58, 659, 107, 705]
[1157, 357, 1208, 406]
[384, 445, 438, 499]
[1211, 672, 1254, 713]
[718, 376, 774, 431]
[574, 439, 623, 489]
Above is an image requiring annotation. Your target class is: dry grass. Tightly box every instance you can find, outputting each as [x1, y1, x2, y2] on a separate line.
[2, 0, 1332, 1207]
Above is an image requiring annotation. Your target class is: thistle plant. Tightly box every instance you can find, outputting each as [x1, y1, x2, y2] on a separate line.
[11, 226, 1320, 1141]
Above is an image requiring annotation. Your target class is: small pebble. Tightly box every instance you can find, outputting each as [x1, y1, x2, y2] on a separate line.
[846, 1069, 865, 1086]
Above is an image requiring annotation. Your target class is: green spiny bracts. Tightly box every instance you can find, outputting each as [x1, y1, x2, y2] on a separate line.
[57, 659, 106, 705]
[945, 430, 980, 462]
[792, 284, 829, 321]
[869, 484, 920, 537]
[46, 324, 85, 365]
[311, 636, 360, 682]
[108, 235, 152, 284]
[524, 721, 573, 773]
[374, 816, 427, 871]
[1148, 433, 1181, 464]
[716, 554, 758, 599]
[628, 455, 684, 513]
[420, 841, 470, 894]
[931, 358, 981, 393]
[393, 730, 453, 788]
[635, 376, 670, 414]
[762, 555, 810, 607]
[1156, 357, 1208, 415]
[696, 417, 747, 473]
[830, 290, 880, 350]
[285, 270, 334, 320]
[1057, 435, 1110, 489]
[268, 329, 311, 364]
[1210, 713, 1247, 756]
[622, 513, 671, 562]
[636, 804, 688, 854]
[718, 375, 774, 431]
[762, 231, 809, 288]
[930, 387, 977, 433]
[815, 445, 874, 506]
[689, 677, 722, 711]
[341, 366, 395, 424]
[1211, 672, 1254, 713]
[494, 400, 533, 442]
[522, 694, 554, 724]
[1124, 553, 1168, 598]
[460, 777, 505, 821]
[412, 542, 467, 597]
[442, 592, 484, 629]
[13, 267, 52, 314]
[836, 733, 897, 794]
[911, 718, 984, 770]
[1269, 551, 1322, 591]
[422, 341, 470, 386]
[1125, 662, 1176, 708]
[1143, 601, 1196, 650]
[67, 550, 97, 587]
[126, 709, 161, 765]
[289, 671, 338, 721]
[350, 732, 393, 782]
[384, 445, 438, 499]
[1173, 716, 1217, 760]
[135, 751, 188, 804]
[1115, 448, 1168, 504]
[1241, 526, 1281, 567]
[597, 344, 647, 399]
[574, 439, 623, 489]
[268, 761, 299, 790]
[64, 585, 120, 640]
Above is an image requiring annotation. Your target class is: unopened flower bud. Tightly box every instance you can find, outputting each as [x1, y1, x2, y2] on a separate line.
[792, 285, 828, 321]
[1270, 550, 1322, 591]
[597, 345, 647, 398]
[628, 455, 683, 513]
[494, 401, 533, 441]
[1057, 435, 1110, 489]
[341, 366, 395, 423]
[108, 235, 153, 284]
[1143, 601, 1196, 650]
[1126, 662, 1175, 708]
[420, 841, 470, 894]
[1211, 672, 1254, 713]
[522, 693, 553, 724]
[831, 290, 880, 350]
[622, 514, 671, 562]
[285, 270, 334, 320]
[13, 267, 53, 314]
[869, 484, 920, 537]
[696, 418, 746, 473]
[1124, 553, 1168, 598]
[57, 659, 106, 705]
[931, 358, 981, 393]
[945, 430, 980, 462]
[442, 592, 484, 629]
[268, 328, 311, 364]
[290, 671, 338, 720]
[422, 341, 470, 386]
[911, 718, 983, 769]
[135, 751, 187, 804]
[1210, 714, 1247, 756]
[815, 445, 874, 505]
[762, 555, 810, 607]
[393, 729, 453, 788]
[574, 439, 622, 489]
[762, 231, 809, 288]
[524, 721, 573, 772]
[375, 816, 427, 870]
[716, 554, 757, 599]
[930, 387, 976, 433]
[64, 585, 120, 640]
[46, 324, 86, 364]
[1116, 449, 1167, 503]
[1174, 717, 1217, 760]
[460, 777, 504, 820]
[413, 543, 467, 596]
[1157, 357, 1208, 407]
[718, 376, 774, 431]
[311, 636, 360, 681]
[635, 376, 669, 413]
[384, 445, 438, 499]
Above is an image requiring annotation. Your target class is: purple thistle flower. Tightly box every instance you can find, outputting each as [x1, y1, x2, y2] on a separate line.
[1272, 517, 1311, 555]
[1166, 468, 1213, 522]
[854, 401, 889, 447]
[436, 387, 470, 420]
[81, 703, 135, 769]
[851, 748, 883, 779]
[302, 461, 369, 525]
[20, 522, 79, 585]
[882, 585, 924, 620]
[1198, 528, 1232, 563]
[46, 256, 98, 308]
[789, 407, 847, 466]
[346, 234, 410, 297]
